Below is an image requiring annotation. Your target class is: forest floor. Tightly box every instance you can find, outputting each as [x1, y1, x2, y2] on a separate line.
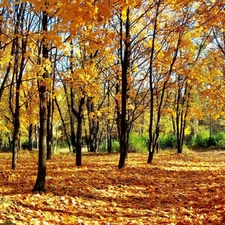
[0, 149, 225, 224]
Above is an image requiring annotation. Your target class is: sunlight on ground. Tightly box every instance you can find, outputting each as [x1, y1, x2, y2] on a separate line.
[0, 150, 225, 224]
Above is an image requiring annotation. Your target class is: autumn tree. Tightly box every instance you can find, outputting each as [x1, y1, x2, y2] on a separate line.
[108, 1, 155, 168]
[32, 4, 49, 191]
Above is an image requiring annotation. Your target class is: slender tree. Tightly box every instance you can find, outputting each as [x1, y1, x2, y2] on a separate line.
[11, 2, 28, 169]
[32, 8, 49, 192]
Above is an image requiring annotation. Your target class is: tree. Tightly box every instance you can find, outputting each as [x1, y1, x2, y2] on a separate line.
[32, 7, 49, 192]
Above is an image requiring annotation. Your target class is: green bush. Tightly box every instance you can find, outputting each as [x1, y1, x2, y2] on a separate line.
[190, 131, 210, 148]
[190, 130, 221, 148]
[21, 141, 30, 150]
[217, 140, 225, 149]
[99, 139, 120, 153]
[111, 139, 120, 153]
[213, 132, 225, 144]
[128, 132, 148, 153]
[159, 134, 177, 149]
[58, 141, 70, 148]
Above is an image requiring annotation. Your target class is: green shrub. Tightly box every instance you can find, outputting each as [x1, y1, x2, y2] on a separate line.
[59, 141, 69, 148]
[189, 131, 225, 149]
[213, 132, 225, 143]
[99, 140, 107, 152]
[21, 141, 30, 150]
[99, 139, 120, 153]
[129, 132, 148, 153]
[190, 130, 218, 148]
[217, 140, 225, 149]
[190, 130, 209, 148]
[159, 134, 177, 149]
[111, 139, 120, 153]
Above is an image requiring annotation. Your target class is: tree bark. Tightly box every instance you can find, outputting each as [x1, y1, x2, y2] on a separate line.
[32, 9, 48, 192]
[12, 2, 26, 170]
[87, 97, 99, 152]
[118, 7, 130, 169]
[55, 97, 72, 152]
[47, 94, 53, 160]
[28, 124, 33, 151]
[176, 79, 190, 154]
[147, 2, 159, 164]
[72, 97, 85, 166]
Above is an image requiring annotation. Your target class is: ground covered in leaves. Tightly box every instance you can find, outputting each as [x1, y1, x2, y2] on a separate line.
[1, 150, 225, 224]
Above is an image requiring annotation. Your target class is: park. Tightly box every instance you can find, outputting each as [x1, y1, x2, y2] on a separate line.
[1, 0, 225, 224]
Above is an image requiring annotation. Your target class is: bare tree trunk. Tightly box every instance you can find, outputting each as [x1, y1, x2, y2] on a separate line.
[147, 2, 159, 164]
[32, 9, 48, 192]
[12, 2, 26, 170]
[46, 93, 53, 160]
[118, 7, 130, 169]
[28, 124, 33, 151]
[176, 79, 190, 154]
[55, 97, 72, 152]
[87, 97, 99, 152]
[72, 97, 85, 166]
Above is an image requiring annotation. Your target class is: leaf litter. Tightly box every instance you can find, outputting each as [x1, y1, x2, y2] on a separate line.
[0, 150, 225, 224]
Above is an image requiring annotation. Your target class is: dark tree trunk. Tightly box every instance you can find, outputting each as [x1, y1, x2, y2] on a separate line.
[12, 2, 26, 170]
[76, 115, 82, 166]
[35, 124, 39, 149]
[106, 81, 112, 153]
[147, 151, 154, 163]
[28, 124, 33, 151]
[176, 80, 190, 154]
[33, 73, 48, 191]
[71, 120, 76, 153]
[55, 97, 72, 152]
[118, 7, 131, 169]
[107, 124, 112, 153]
[12, 51, 20, 170]
[12, 109, 19, 170]
[47, 95, 53, 160]
[118, 132, 129, 169]
[32, 9, 48, 192]
[148, 1, 180, 163]
[70, 87, 77, 153]
[47, 50, 57, 159]
[72, 97, 85, 166]
[115, 82, 121, 140]
[87, 97, 99, 152]
[147, 2, 159, 164]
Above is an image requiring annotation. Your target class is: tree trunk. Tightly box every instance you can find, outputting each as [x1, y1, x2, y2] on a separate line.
[47, 95, 53, 160]
[118, 132, 129, 169]
[55, 97, 72, 152]
[118, 7, 131, 169]
[28, 124, 33, 151]
[147, 151, 154, 163]
[87, 97, 99, 152]
[176, 79, 190, 154]
[70, 119, 76, 153]
[12, 2, 26, 169]
[107, 122, 112, 153]
[32, 9, 48, 192]
[147, 2, 159, 164]
[12, 50, 20, 170]
[76, 115, 82, 166]
[106, 81, 112, 153]
[70, 87, 77, 153]
[35, 124, 39, 149]
[75, 97, 85, 166]
[12, 109, 19, 170]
